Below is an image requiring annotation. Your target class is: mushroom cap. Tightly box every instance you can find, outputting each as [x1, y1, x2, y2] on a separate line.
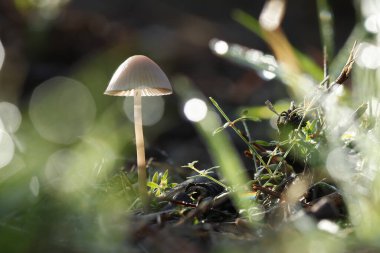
[104, 55, 172, 96]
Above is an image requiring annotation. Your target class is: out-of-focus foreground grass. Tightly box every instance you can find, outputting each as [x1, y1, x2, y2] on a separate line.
[1, 0, 380, 252]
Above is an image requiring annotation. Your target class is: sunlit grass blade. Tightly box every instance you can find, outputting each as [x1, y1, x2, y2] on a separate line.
[173, 76, 254, 219]
[232, 9, 263, 36]
[232, 9, 300, 73]
[239, 100, 290, 120]
[209, 38, 279, 80]
[232, 9, 323, 81]
[293, 50, 324, 81]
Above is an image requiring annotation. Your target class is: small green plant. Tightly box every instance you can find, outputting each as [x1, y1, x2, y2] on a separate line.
[147, 170, 177, 197]
[207, 44, 363, 210]
[182, 161, 229, 190]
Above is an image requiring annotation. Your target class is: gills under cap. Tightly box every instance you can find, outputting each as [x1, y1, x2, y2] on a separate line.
[104, 55, 172, 96]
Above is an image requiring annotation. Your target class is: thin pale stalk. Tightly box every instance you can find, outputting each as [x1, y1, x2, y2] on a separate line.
[134, 90, 148, 210]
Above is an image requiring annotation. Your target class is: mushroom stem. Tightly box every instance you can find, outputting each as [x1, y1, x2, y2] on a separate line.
[134, 90, 148, 210]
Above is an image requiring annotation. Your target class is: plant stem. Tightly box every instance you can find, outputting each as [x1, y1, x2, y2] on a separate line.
[134, 90, 148, 211]
[209, 97, 271, 175]
[185, 163, 229, 190]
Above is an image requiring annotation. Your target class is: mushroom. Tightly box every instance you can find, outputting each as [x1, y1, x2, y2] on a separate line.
[104, 55, 172, 209]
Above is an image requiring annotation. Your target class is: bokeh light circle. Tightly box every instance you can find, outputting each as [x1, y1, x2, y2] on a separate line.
[213, 40, 229, 55]
[260, 70, 276, 80]
[364, 15, 380, 33]
[183, 98, 208, 122]
[29, 77, 96, 144]
[0, 130, 15, 169]
[357, 43, 380, 69]
[123, 96, 165, 126]
[0, 102, 22, 133]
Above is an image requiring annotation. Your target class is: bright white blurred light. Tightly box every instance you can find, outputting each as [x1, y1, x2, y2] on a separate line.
[317, 219, 340, 234]
[0, 130, 15, 169]
[0, 102, 22, 133]
[183, 98, 208, 122]
[211, 40, 229, 55]
[261, 54, 278, 67]
[29, 77, 96, 144]
[356, 43, 380, 69]
[331, 84, 344, 97]
[245, 49, 263, 63]
[259, 0, 286, 31]
[123, 96, 165, 126]
[260, 70, 277, 80]
[0, 40, 4, 70]
[364, 15, 380, 33]
[361, 0, 380, 18]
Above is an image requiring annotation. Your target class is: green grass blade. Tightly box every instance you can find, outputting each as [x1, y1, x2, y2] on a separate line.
[232, 9, 323, 81]
[173, 76, 254, 218]
[293, 50, 324, 81]
[232, 9, 263, 37]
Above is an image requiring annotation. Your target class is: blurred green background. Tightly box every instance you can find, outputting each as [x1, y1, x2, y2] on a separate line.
[1, 0, 380, 252]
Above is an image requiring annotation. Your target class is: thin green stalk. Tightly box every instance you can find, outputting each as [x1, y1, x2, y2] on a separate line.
[209, 97, 272, 175]
[183, 162, 229, 190]
[242, 119, 258, 172]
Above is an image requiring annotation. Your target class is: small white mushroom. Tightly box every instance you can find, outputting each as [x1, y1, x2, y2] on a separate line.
[104, 55, 172, 209]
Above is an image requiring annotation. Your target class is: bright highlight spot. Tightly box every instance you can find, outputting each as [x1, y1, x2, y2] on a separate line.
[184, 98, 208, 122]
[123, 96, 165, 126]
[0, 130, 15, 169]
[331, 84, 344, 97]
[259, 0, 285, 31]
[260, 70, 276, 80]
[0, 102, 22, 133]
[210, 39, 229, 55]
[0, 40, 4, 70]
[317, 219, 340, 234]
[361, 0, 380, 18]
[245, 49, 263, 63]
[29, 77, 96, 144]
[364, 14, 380, 33]
[356, 43, 380, 69]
